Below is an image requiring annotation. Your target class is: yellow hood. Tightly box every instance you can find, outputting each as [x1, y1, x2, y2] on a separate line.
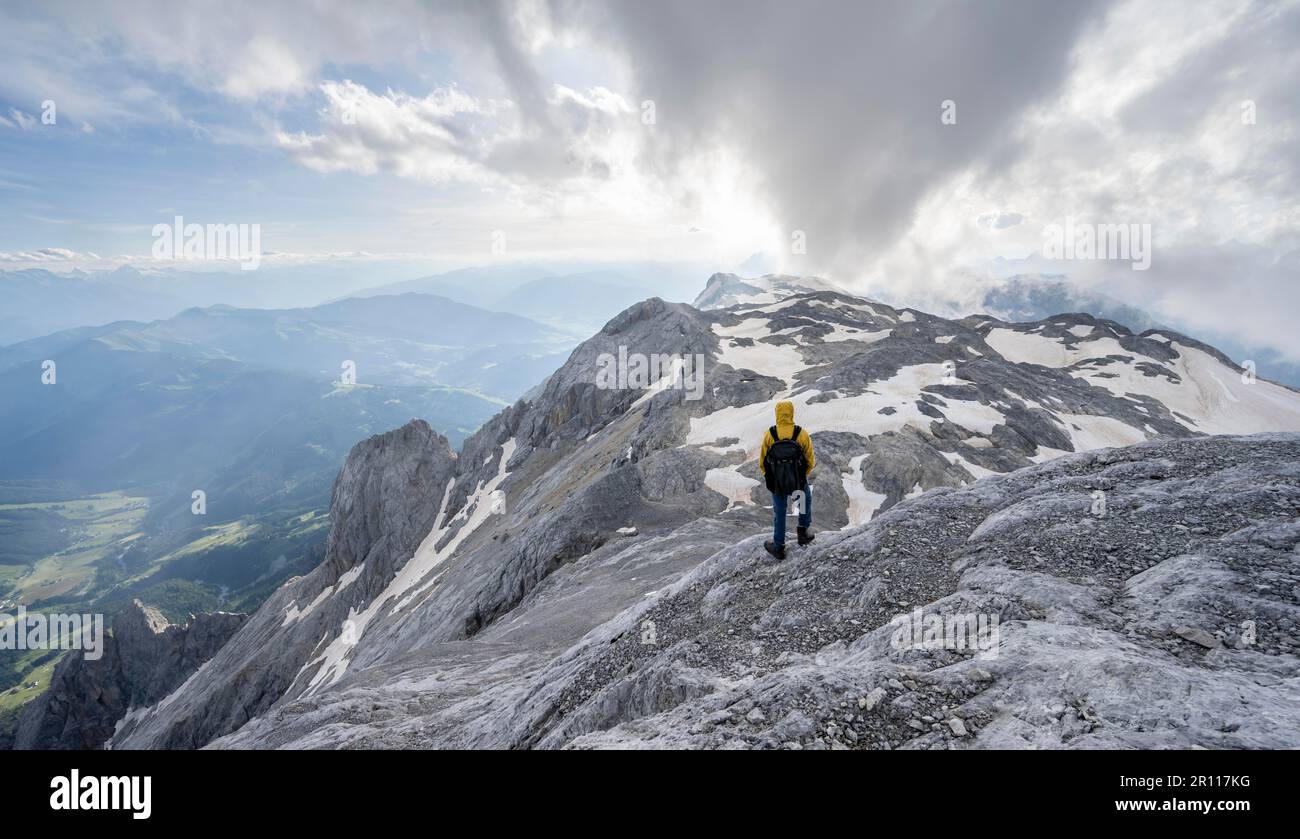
[775, 400, 795, 429]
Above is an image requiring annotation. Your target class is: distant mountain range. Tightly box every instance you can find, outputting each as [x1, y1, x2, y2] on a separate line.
[348, 262, 710, 334]
[0, 264, 403, 346]
[0, 292, 569, 393]
[0, 292, 572, 656]
[1, 260, 714, 349]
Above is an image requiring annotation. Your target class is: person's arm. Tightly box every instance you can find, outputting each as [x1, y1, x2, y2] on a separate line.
[799, 429, 815, 474]
[759, 430, 771, 474]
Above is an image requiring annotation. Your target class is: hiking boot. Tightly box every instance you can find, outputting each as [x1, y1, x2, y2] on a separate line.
[797, 527, 815, 546]
[764, 540, 786, 561]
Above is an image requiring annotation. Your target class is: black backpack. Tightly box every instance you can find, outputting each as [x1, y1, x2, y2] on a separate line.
[764, 425, 807, 495]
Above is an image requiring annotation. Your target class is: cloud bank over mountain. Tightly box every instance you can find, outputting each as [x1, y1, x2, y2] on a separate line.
[1, 0, 1297, 361]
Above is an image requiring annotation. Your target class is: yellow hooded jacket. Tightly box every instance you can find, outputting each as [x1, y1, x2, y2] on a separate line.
[759, 400, 815, 478]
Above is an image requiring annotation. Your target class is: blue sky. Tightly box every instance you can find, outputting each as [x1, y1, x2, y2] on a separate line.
[0, 1, 736, 268]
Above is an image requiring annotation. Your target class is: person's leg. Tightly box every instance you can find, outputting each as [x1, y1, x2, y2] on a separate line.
[798, 485, 812, 530]
[771, 492, 788, 545]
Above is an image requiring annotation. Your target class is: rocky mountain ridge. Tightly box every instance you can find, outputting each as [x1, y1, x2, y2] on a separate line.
[36, 277, 1300, 749]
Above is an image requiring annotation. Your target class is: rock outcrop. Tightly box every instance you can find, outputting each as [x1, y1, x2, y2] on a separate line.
[14, 601, 246, 749]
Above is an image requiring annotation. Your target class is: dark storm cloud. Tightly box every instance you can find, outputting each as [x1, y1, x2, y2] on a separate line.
[556, 0, 1111, 274]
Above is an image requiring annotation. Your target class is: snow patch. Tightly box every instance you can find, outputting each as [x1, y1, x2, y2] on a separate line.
[705, 464, 760, 509]
[712, 320, 807, 387]
[942, 451, 999, 480]
[281, 563, 366, 627]
[841, 454, 886, 527]
[821, 324, 892, 344]
[688, 364, 1008, 464]
[298, 440, 516, 694]
[1079, 342, 1300, 435]
[986, 328, 1129, 368]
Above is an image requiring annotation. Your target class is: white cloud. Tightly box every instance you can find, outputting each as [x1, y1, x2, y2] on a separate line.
[0, 247, 101, 263]
[550, 84, 633, 115]
[275, 81, 496, 183]
[850, 0, 1300, 355]
[6, 109, 36, 130]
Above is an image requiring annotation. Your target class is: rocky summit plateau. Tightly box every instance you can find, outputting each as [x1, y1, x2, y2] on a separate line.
[20, 274, 1300, 750]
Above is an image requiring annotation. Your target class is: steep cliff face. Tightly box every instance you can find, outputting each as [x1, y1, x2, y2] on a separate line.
[107, 418, 457, 749]
[13, 601, 247, 749]
[107, 283, 1300, 750]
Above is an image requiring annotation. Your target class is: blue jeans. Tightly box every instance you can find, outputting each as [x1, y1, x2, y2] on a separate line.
[771, 485, 812, 546]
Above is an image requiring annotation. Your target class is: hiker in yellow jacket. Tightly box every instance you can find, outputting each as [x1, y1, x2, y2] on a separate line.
[758, 400, 815, 560]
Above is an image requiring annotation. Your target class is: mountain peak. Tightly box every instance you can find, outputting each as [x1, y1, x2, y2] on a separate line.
[694, 272, 839, 310]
